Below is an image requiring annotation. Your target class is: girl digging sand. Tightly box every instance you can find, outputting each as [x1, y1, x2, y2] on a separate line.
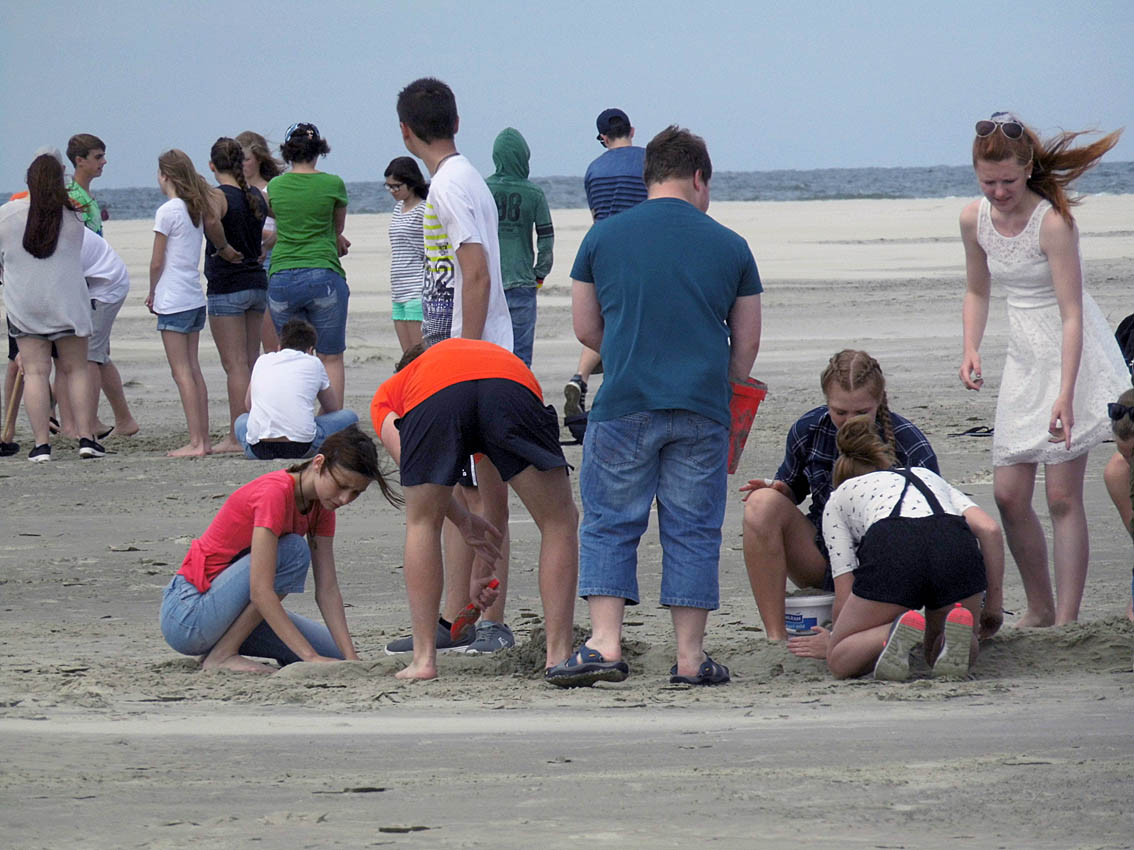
[146, 149, 235, 457]
[959, 112, 1127, 626]
[1103, 388, 1134, 622]
[159, 426, 401, 672]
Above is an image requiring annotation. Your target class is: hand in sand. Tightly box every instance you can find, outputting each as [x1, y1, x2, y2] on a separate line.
[960, 352, 983, 390]
[979, 607, 1003, 641]
[787, 626, 830, 659]
[739, 478, 792, 501]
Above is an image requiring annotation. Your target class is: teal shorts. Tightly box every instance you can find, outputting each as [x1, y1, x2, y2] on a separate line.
[393, 299, 423, 322]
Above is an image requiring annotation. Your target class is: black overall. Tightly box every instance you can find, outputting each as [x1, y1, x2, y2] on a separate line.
[852, 468, 987, 610]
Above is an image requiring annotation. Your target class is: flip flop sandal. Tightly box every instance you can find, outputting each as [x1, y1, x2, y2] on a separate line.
[545, 644, 629, 688]
[97, 425, 115, 440]
[669, 655, 730, 686]
[48, 416, 61, 435]
[947, 425, 994, 437]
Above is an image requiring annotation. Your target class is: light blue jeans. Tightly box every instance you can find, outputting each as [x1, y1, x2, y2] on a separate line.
[233, 410, 358, 460]
[159, 533, 342, 664]
[579, 409, 728, 609]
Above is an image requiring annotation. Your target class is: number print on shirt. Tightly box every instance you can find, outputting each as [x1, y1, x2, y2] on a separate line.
[494, 191, 522, 222]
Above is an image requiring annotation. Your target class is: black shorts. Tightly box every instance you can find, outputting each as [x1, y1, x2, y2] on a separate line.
[852, 514, 987, 610]
[398, 378, 567, 487]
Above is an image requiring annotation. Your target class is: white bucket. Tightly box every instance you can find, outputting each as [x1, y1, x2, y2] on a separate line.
[784, 593, 835, 633]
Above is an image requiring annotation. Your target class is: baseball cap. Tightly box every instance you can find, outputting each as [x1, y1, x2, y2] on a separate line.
[596, 108, 631, 135]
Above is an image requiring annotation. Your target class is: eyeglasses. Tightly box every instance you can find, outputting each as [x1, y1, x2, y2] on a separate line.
[385, 182, 405, 192]
[975, 113, 1024, 140]
[285, 122, 319, 142]
[1108, 402, 1133, 421]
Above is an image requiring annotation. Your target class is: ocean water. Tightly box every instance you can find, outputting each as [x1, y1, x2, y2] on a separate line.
[26, 161, 1134, 222]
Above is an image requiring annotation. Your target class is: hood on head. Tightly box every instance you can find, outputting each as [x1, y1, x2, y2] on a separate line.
[492, 128, 530, 178]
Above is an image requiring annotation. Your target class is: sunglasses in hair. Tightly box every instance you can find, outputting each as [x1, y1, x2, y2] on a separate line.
[975, 114, 1024, 140]
[1108, 402, 1134, 421]
[285, 122, 320, 142]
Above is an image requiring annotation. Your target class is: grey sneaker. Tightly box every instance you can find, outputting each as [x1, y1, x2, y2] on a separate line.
[383, 619, 474, 655]
[465, 621, 515, 655]
[564, 375, 587, 417]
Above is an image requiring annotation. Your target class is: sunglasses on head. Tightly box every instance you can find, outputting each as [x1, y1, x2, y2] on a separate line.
[975, 113, 1024, 140]
[1108, 402, 1134, 421]
[285, 122, 319, 142]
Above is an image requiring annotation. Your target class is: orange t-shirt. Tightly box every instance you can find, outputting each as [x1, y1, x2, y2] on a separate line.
[370, 338, 543, 432]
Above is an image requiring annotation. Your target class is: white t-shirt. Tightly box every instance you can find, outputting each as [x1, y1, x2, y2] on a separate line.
[81, 229, 130, 303]
[823, 467, 978, 579]
[424, 154, 512, 348]
[153, 197, 205, 314]
[245, 348, 330, 444]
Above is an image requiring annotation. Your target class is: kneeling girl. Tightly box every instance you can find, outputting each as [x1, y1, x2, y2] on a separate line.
[823, 416, 1005, 681]
[160, 426, 401, 673]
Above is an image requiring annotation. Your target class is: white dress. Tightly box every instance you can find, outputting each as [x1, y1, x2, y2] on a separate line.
[977, 197, 1128, 466]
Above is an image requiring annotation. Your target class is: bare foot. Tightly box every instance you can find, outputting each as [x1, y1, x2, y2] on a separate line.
[1126, 600, 1133, 623]
[1014, 608, 1055, 628]
[395, 659, 437, 680]
[201, 654, 275, 674]
[167, 443, 210, 458]
[115, 419, 140, 437]
[211, 436, 244, 454]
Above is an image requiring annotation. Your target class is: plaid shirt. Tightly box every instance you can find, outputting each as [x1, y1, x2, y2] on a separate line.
[775, 406, 939, 527]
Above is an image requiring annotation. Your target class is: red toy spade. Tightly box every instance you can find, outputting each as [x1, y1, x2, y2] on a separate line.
[450, 579, 500, 641]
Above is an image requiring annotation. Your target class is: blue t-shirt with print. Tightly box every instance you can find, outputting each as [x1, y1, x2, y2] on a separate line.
[570, 197, 762, 428]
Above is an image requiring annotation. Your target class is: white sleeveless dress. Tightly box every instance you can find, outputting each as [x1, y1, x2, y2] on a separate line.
[977, 197, 1128, 466]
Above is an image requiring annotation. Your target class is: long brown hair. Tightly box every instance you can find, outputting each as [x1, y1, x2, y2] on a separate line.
[833, 415, 897, 488]
[210, 137, 264, 222]
[157, 149, 212, 227]
[972, 116, 1123, 225]
[820, 349, 897, 454]
[288, 425, 402, 508]
[235, 130, 284, 182]
[22, 154, 72, 258]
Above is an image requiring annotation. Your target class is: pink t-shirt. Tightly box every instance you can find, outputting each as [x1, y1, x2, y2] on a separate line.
[177, 469, 335, 592]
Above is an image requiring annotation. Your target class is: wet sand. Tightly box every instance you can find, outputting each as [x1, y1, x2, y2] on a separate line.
[2, 198, 1133, 848]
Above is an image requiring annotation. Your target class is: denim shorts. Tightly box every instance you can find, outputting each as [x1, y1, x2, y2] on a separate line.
[504, 286, 537, 367]
[578, 409, 728, 610]
[208, 288, 268, 317]
[156, 306, 207, 334]
[392, 298, 423, 322]
[268, 268, 349, 354]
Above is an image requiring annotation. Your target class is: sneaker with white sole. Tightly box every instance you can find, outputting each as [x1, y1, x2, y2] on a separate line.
[78, 437, 106, 459]
[465, 621, 515, 655]
[931, 605, 975, 678]
[383, 619, 473, 655]
[873, 610, 926, 681]
[564, 375, 587, 417]
[28, 443, 51, 463]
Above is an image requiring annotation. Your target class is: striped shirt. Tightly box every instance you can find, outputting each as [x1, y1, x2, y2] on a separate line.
[584, 146, 647, 220]
[775, 406, 939, 528]
[388, 199, 426, 303]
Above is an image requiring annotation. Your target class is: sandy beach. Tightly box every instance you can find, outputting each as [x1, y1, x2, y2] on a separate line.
[2, 197, 1133, 849]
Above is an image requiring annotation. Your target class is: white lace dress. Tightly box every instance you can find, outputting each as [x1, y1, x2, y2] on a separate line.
[978, 197, 1129, 466]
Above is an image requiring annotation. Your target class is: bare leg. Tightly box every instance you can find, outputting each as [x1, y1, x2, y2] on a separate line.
[317, 352, 345, 410]
[585, 595, 626, 661]
[54, 366, 76, 437]
[3, 359, 23, 443]
[260, 310, 279, 353]
[161, 330, 210, 457]
[93, 360, 139, 435]
[469, 459, 511, 624]
[54, 336, 95, 440]
[993, 463, 1054, 627]
[208, 312, 258, 453]
[671, 606, 711, 678]
[827, 595, 909, 679]
[505, 466, 578, 667]
[1101, 450, 1134, 621]
[441, 507, 473, 622]
[576, 346, 601, 382]
[86, 362, 110, 434]
[393, 319, 422, 353]
[14, 338, 53, 446]
[398, 483, 453, 680]
[741, 488, 829, 640]
[1045, 454, 1090, 625]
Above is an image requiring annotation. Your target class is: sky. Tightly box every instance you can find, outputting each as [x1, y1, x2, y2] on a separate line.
[2, 0, 1132, 191]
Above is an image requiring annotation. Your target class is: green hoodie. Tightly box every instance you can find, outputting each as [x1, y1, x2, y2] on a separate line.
[485, 128, 554, 289]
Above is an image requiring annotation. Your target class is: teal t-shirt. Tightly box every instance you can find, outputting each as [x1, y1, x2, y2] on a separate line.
[569, 197, 762, 427]
[267, 171, 348, 277]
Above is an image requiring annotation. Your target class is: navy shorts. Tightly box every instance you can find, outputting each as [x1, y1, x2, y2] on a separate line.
[398, 378, 567, 487]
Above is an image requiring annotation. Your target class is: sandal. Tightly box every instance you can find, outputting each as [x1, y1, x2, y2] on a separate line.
[947, 425, 994, 437]
[669, 655, 730, 686]
[48, 416, 61, 435]
[545, 644, 629, 688]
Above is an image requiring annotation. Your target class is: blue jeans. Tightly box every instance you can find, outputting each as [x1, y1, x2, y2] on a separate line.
[159, 533, 343, 664]
[156, 306, 206, 334]
[233, 410, 359, 460]
[268, 268, 349, 354]
[579, 409, 728, 609]
[504, 286, 537, 366]
[208, 288, 268, 317]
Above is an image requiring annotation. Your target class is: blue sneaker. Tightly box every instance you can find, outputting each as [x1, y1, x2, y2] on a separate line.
[383, 619, 473, 655]
[465, 621, 515, 655]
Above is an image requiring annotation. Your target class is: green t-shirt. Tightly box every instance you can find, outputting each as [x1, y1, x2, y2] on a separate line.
[67, 182, 102, 235]
[267, 171, 348, 277]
